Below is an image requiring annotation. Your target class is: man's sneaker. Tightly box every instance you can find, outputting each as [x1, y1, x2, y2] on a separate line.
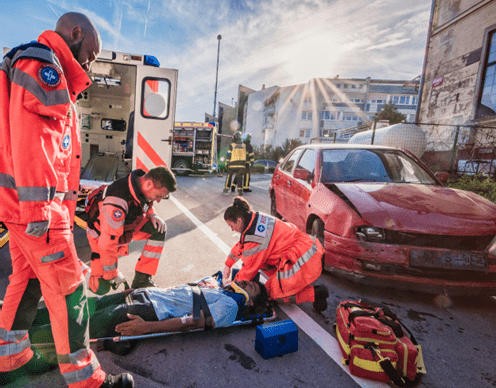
[313, 285, 329, 312]
[243, 189, 252, 192]
[0, 349, 57, 385]
[100, 373, 134, 388]
[131, 271, 157, 288]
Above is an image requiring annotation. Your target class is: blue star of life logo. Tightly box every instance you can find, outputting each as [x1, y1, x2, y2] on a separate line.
[41, 67, 59, 85]
[62, 134, 70, 149]
[257, 225, 266, 233]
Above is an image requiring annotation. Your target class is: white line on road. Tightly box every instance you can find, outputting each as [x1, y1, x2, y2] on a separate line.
[169, 194, 389, 388]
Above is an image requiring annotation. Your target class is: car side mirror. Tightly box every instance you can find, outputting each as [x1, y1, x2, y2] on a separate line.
[435, 171, 449, 184]
[294, 169, 310, 180]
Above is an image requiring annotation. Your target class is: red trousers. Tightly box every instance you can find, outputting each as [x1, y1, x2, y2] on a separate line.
[0, 224, 105, 388]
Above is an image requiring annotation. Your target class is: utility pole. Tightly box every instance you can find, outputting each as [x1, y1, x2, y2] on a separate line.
[213, 35, 222, 122]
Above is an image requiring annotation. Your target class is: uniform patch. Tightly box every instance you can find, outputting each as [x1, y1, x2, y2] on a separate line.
[254, 214, 268, 237]
[62, 133, 71, 149]
[38, 64, 61, 87]
[112, 209, 125, 221]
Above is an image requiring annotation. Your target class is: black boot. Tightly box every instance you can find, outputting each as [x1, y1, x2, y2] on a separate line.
[100, 373, 135, 388]
[313, 285, 329, 312]
[0, 349, 57, 386]
[131, 271, 157, 288]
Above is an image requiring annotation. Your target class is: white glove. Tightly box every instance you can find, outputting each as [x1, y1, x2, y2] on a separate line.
[110, 271, 127, 289]
[25, 220, 50, 237]
[150, 214, 167, 233]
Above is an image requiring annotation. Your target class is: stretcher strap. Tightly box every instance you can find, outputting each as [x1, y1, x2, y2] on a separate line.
[191, 286, 213, 330]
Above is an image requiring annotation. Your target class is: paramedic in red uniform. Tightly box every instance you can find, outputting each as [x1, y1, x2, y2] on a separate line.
[0, 12, 134, 388]
[222, 197, 329, 312]
[86, 166, 177, 291]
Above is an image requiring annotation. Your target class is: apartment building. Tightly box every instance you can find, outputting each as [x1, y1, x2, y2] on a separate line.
[243, 77, 419, 148]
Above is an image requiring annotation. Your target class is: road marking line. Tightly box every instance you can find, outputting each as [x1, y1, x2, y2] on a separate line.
[169, 195, 389, 388]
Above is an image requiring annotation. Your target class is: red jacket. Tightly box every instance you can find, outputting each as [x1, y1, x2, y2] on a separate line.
[225, 212, 324, 299]
[0, 31, 91, 227]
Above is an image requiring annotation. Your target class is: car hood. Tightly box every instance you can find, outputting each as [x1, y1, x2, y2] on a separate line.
[333, 183, 496, 234]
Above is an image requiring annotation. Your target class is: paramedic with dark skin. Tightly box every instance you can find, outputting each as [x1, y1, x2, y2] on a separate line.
[0, 12, 133, 388]
[222, 197, 329, 312]
[86, 166, 177, 292]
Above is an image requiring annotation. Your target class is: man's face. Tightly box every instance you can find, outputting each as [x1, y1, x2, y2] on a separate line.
[70, 33, 101, 72]
[236, 280, 261, 302]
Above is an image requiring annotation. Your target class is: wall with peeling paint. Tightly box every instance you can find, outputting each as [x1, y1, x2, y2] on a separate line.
[418, 0, 496, 165]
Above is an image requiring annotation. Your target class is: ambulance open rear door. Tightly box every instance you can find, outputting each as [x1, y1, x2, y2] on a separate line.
[133, 64, 178, 172]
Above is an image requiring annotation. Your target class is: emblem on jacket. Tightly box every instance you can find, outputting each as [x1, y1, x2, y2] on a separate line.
[38, 64, 61, 87]
[62, 133, 71, 149]
[255, 214, 268, 237]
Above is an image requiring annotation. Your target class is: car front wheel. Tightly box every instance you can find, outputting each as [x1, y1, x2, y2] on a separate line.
[270, 193, 282, 219]
[310, 219, 325, 266]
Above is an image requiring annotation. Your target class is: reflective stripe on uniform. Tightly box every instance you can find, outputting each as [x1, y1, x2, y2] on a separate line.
[17, 186, 55, 202]
[41, 250, 65, 263]
[0, 173, 16, 190]
[277, 241, 319, 280]
[57, 348, 91, 365]
[0, 337, 30, 357]
[0, 328, 28, 342]
[103, 263, 118, 272]
[145, 239, 165, 247]
[61, 355, 100, 385]
[12, 69, 70, 107]
[141, 251, 161, 259]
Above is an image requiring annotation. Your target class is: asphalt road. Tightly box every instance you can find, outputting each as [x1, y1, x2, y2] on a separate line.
[1, 173, 496, 387]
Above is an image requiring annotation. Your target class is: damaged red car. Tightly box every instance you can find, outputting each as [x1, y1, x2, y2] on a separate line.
[269, 144, 496, 295]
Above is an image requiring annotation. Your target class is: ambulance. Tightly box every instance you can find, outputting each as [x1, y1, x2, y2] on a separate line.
[75, 50, 178, 183]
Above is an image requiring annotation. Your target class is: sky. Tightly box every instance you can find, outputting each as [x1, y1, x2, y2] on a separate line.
[0, 0, 433, 122]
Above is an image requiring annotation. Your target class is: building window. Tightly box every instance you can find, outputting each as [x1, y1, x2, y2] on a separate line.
[301, 112, 313, 120]
[477, 30, 496, 118]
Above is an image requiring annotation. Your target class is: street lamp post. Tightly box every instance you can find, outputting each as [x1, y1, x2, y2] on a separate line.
[213, 34, 222, 121]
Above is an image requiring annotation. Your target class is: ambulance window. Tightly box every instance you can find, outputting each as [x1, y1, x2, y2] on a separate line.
[141, 77, 170, 119]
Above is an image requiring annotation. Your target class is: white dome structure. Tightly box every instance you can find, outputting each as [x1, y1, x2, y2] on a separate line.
[348, 123, 427, 158]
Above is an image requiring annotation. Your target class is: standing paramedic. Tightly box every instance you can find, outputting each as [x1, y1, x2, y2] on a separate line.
[86, 166, 177, 291]
[222, 197, 329, 312]
[0, 12, 134, 388]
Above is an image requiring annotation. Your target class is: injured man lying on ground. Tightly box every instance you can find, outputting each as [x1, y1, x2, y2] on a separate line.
[29, 274, 271, 356]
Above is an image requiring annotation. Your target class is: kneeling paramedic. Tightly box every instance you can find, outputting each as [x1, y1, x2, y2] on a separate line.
[86, 166, 177, 292]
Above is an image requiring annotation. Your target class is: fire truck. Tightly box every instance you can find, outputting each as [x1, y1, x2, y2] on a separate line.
[172, 122, 218, 176]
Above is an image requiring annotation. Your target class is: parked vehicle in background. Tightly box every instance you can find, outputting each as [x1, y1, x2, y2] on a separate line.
[269, 143, 496, 295]
[457, 159, 496, 176]
[254, 159, 279, 172]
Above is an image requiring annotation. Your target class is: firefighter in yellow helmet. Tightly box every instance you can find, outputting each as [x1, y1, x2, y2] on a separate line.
[223, 131, 247, 195]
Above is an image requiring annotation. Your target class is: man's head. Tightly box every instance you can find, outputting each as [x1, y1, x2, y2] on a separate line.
[140, 166, 177, 203]
[231, 280, 269, 308]
[55, 12, 102, 72]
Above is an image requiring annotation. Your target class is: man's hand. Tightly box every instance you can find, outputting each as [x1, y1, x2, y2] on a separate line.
[150, 214, 166, 233]
[25, 220, 50, 237]
[115, 314, 149, 336]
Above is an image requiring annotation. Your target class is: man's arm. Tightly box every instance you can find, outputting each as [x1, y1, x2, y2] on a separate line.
[115, 312, 211, 336]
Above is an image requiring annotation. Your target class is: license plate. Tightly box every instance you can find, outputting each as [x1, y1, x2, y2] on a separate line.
[410, 249, 487, 271]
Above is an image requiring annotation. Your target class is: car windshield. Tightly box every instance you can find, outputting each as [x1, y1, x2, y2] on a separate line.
[321, 149, 437, 184]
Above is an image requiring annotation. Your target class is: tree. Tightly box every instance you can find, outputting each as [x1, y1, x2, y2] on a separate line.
[373, 102, 406, 125]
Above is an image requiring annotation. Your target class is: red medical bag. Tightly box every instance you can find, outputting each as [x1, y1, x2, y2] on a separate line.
[335, 300, 424, 386]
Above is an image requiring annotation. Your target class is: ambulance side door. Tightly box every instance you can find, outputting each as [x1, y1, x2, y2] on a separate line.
[133, 65, 178, 171]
